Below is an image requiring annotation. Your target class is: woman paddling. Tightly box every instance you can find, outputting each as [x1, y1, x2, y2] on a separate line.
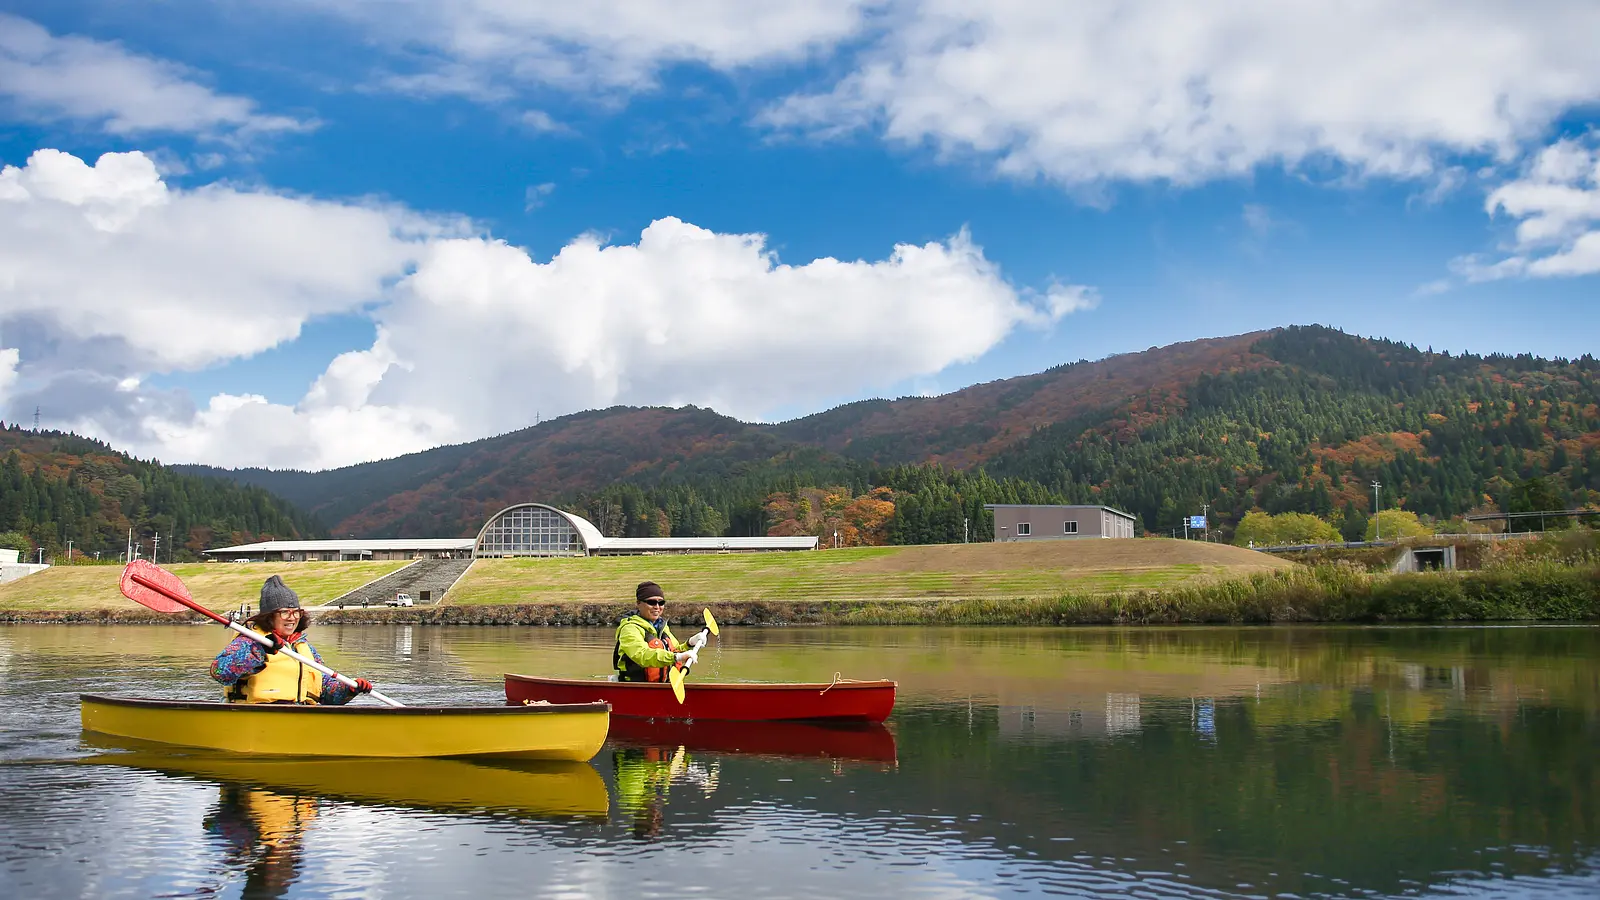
[210, 575, 376, 705]
[612, 581, 703, 682]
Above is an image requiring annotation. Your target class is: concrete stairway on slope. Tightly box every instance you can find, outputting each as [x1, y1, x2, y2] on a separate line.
[325, 558, 475, 607]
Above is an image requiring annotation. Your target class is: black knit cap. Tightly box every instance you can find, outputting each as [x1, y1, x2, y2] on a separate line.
[636, 581, 665, 603]
[259, 575, 301, 614]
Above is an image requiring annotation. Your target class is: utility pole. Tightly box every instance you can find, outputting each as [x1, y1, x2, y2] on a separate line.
[152, 533, 160, 564]
[66, 540, 73, 564]
[1371, 481, 1382, 541]
[1201, 503, 1210, 542]
[33, 406, 40, 432]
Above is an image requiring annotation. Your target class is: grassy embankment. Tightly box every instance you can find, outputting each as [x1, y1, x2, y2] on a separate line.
[826, 531, 1600, 625]
[0, 560, 412, 620]
[448, 538, 1291, 603]
[337, 535, 1598, 626]
[6, 537, 1595, 625]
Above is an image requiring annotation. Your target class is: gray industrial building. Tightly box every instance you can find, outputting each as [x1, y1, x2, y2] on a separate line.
[983, 504, 1137, 541]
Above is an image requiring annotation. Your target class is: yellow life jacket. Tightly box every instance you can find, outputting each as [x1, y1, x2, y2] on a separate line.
[226, 625, 322, 704]
[239, 788, 318, 843]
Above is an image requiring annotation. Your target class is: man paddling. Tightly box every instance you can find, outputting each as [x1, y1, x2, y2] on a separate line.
[612, 581, 704, 682]
[209, 575, 377, 705]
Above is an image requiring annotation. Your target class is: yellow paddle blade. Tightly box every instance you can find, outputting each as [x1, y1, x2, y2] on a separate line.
[668, 664, 687, 704]
[703, 608, 719, 636]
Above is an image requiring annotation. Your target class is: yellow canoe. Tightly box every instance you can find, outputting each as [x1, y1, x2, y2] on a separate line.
[79, 747, 609, 818]
[80, 694, 610, 761]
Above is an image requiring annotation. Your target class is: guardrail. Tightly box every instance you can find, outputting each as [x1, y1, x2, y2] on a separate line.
[1251, 532, 1548, 553]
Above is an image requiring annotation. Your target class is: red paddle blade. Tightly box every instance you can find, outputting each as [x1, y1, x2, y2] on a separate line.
[120, 560, 193, 613]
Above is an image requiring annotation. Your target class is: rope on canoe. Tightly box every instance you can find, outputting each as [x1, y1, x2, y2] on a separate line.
[819, 672, 871, 695]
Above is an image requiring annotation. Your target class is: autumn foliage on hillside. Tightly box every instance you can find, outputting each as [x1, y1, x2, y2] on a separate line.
[175, 326, 1600, 546]
[0, 426, 322, 560]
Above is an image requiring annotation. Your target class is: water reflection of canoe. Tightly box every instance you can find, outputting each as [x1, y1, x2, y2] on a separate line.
[79, 746, 609, 818]
[505, 674, 896, 722]
[608, 717, 898, 763]
[80, 694, 610, 761]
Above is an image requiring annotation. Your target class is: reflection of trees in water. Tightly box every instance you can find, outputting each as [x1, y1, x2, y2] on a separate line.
[863, 697, 1599, 898]
[203, 785, 316, 900]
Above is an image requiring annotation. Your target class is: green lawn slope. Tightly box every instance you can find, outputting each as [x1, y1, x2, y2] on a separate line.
[448, 538, 1292, 605]
[0, 561, 412, 613]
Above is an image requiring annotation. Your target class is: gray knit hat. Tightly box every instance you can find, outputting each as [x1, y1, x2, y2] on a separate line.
[259, 575, 301, 614]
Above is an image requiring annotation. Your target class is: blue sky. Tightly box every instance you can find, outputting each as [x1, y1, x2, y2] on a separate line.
[1, 2, 1597, 469]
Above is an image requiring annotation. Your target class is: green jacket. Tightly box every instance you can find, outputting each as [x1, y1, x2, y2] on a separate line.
[613, 614, 682, 679]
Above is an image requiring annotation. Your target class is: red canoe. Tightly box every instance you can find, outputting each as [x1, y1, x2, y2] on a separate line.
[504, 674, 896, 723]
[608, 717, 898, 763]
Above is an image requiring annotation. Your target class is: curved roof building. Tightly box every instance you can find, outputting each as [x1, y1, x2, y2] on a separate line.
[473, 502, 607, 557]
[207, 502, 818, 560]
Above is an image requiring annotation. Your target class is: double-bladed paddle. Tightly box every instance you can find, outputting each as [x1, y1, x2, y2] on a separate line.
[668, 608, 720, 704]
[119, 560, 403, 708]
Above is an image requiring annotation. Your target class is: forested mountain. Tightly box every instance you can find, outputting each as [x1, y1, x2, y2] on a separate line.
[173, 325, 1600, 545]
[984, 327, 1600, 538]
[0, 427, 325, 560]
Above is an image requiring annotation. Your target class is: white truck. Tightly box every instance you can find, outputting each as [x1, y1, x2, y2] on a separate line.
[386, 593, 414, 607]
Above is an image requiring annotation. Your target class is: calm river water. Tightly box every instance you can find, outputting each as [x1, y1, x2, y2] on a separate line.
[0, 624, 1595, 898]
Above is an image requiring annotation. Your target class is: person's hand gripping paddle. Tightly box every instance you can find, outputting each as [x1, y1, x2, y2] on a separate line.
[119, 560, 403, 707]
[668, 608, 720, 704]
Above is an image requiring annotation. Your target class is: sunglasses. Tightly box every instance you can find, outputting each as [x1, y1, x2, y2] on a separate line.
[641, 598, 666, 606]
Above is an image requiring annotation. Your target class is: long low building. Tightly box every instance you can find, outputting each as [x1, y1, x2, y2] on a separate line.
[207, 502, 819, 561]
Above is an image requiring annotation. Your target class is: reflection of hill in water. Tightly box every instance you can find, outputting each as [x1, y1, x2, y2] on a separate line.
[664, 696, 1598, 898]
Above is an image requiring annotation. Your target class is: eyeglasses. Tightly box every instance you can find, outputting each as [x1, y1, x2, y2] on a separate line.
[642, 599, 666, 607]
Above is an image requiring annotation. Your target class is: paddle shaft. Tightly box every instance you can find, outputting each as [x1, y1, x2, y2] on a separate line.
[668, 627, 711, 704]
[130, 573, 404, 708]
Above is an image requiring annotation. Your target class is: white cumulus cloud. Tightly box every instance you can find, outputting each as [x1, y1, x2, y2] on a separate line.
[0, 349, 19, 410]
[301, 2, 1600, 192]
[374, 218, 1065, 429]
[766, 0, 1600, 186]
[3, 148, 1085, 470]
[306, 0, 874, 95]
[1452, 135, 1600, 281]
[0, 14, 308, 138]
[0, 149, 444, 371]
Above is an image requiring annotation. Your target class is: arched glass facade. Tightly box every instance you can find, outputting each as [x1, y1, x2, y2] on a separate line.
[475, 505, 586, 557]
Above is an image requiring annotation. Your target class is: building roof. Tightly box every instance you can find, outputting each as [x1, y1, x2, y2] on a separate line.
[983, 503, 1136, 519]
[206, 539, 475, 554]
[598, 536, 820, 551]
[206, 534, 818, 554]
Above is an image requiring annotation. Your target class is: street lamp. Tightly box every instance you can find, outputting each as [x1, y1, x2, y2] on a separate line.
[1371, 481, 1382, 541]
